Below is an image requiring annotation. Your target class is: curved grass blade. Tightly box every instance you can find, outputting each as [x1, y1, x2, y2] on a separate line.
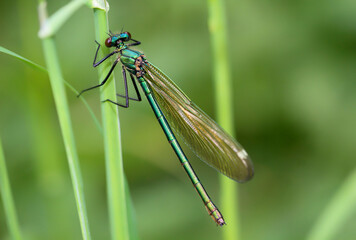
[0, 45, 102, 133]
[38, 0, 88, 38]
[0, 138, 23, 240]
[38, 3, 92, 238]
[41, 36, 92, 239]
[0, 46, 46, 72]
[142, 63, 254, 182]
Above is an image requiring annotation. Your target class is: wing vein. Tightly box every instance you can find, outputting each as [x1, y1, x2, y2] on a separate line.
[142, 62, 254, 182]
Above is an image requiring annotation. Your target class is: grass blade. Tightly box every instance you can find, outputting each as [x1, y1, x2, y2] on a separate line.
[0, 138, 23, 240]
[41, 37, 92, 240]
[0, 46, 46, 72]
[0, 45, 102, 133]
[38, 0, 88, 38]
[92, 8, 130, 240]
[38, 2, 92, 239]
[208, 0, 239, 238]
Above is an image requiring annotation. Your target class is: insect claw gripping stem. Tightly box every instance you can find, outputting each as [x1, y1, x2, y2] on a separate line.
[102, 99, 129, 108]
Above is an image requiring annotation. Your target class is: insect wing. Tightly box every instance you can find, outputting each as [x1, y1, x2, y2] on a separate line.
[142, 63, 254, 182]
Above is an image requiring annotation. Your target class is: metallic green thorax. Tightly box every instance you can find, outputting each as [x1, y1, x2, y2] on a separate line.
[120, 48, 225, 225]
[119, 48, 143, 75]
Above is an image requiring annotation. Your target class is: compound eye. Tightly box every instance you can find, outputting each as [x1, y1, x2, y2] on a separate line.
[125, 32, 131, 40]
[105, 37, 112, 47]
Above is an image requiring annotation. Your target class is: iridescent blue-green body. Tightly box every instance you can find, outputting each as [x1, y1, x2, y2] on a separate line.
[81, 32, 254, 226]
[119, 47, 225, 225]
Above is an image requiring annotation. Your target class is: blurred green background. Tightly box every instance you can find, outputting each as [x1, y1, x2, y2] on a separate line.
[1, 0, 356, 239]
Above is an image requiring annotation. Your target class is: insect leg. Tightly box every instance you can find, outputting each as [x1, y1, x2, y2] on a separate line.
[116, 72, 142, 102]
[78, 58, 119, 97]
[104, 66, 130, 108]
[127, 39, 141, 47]
[93, 40, 118, 67]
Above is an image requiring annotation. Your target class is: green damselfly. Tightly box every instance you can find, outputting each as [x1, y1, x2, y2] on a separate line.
[78, 31, 254, 226]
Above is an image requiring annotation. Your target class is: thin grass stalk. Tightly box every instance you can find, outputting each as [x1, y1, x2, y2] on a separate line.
[17, 1, 67, 236]
[38, 2, 92, 239]
[41, 38, 92, 240]
[306, 168, 356, 240]
[0, 138, 23, 240]
[207, 0, 239, 239]
[92, 8, 129, 240]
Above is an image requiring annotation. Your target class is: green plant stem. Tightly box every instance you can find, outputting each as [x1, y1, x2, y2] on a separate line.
[0, 46, 102, 133]
[0, 138, 23, 240]
[208, 0, 239, 239]
[306, 168, 356, 240]
[0, 46, 46, 72]
[39, 3, 92, 239]
[93, 8, 129, 240]
[17, 0, 64, 236]
[41, 37, 92, 240]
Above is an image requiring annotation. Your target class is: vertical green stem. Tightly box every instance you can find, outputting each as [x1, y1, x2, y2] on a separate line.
[17, 0, 64, 237]
[42, 38, 92, 240]
[92, 8, 129, 240]
[38, 2, 92, 239]
[207, 0, 239, 239]
[0, 138, 23, 240]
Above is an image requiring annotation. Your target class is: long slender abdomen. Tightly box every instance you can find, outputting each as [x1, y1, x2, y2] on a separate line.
[137, 76, 225, 226]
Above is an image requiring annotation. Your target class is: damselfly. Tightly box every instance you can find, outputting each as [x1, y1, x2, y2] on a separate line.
[78, 31, 254, 226]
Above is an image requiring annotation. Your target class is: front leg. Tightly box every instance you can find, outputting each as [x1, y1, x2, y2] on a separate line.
[78, 58, 120, 97]
[127, 39, 141, 47]
[93, 40, 118, 67]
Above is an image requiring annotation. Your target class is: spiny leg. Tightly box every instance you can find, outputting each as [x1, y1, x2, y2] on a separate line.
[78, 58, 119, 97]
[127, 39, 141, 47]
[102, 99, 129, 108]
[129, 73, 142, 101]
[117, 72, 142, 102]
[102, 66, 131, 108]
[93, 40, 118, 67]
[123, 65, 129, 107]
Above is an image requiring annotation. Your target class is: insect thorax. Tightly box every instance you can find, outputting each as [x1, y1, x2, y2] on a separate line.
[120, 48, 145, 73]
